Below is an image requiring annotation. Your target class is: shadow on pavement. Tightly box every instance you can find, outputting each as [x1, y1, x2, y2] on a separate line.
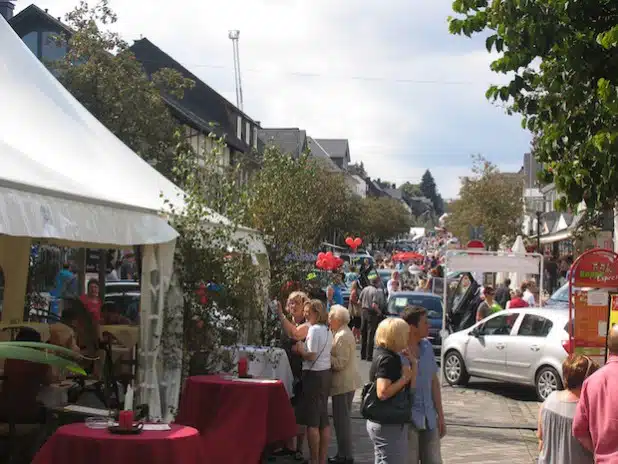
[458, 379, 539, 402]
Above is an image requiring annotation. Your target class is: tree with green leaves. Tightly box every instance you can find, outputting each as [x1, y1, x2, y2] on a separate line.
[51, 0, 194, 179]
[246, 146, 357, 295]
[420, 170, 444, 216]
[446, 156, 523, 250]
[357, 197, 413, 245]
[448, 0, 618, 217]
[162, 133, 265, 382]
[400, 182, 422, 198]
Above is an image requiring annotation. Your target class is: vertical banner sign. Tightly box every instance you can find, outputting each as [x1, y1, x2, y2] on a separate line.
[570, 249, 618, 366]
[573, 290, 608, 365]
[610, 295, 618, 329]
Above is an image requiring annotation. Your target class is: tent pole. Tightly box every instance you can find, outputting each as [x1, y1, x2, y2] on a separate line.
[441, 254, 449, 386]
[98, 249, 107, 301]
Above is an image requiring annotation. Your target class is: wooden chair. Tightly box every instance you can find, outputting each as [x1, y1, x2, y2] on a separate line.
[0, 374, 47, 464]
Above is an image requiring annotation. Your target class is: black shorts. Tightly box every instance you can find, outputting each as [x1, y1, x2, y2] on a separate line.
[297, 369, 332, 429]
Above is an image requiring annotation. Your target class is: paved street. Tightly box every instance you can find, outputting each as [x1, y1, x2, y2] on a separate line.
[271, 353, 541, 463]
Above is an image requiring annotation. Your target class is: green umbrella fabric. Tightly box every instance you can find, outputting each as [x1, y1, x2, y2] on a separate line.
[0, 343, 86, 376]
[0, 341, 84, 361]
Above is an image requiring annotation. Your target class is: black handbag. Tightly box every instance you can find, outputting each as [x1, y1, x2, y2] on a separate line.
[361, 355, 413, 424]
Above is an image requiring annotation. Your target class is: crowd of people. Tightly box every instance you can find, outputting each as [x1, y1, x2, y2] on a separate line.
[474, 278, 539, 322]
[275, 287, 445, 464]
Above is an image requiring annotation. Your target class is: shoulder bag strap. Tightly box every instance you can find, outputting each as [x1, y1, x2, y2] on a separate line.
[308, 325, 330, 370]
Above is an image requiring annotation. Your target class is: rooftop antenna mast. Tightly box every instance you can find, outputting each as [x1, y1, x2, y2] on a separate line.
[228, 30, 244, 111]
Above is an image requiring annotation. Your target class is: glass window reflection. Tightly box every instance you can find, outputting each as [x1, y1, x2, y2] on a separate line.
[21, 31, 39, 56]
[41, 31, 67, 62]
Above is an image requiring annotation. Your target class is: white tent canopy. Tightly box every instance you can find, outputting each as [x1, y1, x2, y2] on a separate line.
[0, 17, 242, 420]
[0, 15, 238, 244]
[0, 16, 269, 419]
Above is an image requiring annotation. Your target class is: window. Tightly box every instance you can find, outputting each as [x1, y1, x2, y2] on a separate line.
[41, 31, 67, 62]
[478, 313, 520, 336]
[245, 121, 251, 144]
[21, 31, 39, 57]
[236, 116, 242, 140]
[387, 295, 442, 318]
[252, 126, 258, 149]
[549, 284, 569, 303]
[518, 314, 553, 337]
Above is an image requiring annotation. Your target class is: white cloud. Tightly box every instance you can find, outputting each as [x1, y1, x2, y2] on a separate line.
[19, 0, 530, 199]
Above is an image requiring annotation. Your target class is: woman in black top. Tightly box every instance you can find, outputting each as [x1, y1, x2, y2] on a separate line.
[276, 291, 311, 461]
[366, 317, 417, 464]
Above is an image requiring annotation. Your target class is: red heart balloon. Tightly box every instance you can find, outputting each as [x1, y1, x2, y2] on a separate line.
[353, 237, 363, 247]
[345, 237, 354, 247]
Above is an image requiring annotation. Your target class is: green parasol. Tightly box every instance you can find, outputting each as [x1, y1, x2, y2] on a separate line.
[0, 342, 87, 376]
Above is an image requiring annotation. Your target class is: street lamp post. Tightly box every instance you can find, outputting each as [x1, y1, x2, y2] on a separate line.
[526, 194, 547, 286]
[536, 210, 543, 253]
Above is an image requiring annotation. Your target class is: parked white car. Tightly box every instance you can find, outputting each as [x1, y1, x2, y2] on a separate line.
[442, 307, 570, 401]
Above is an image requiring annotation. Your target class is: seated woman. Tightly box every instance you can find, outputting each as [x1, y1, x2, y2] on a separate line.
[0, 328, 52, 424]
[47, 323, 81, 383]
[101, 302, 132, 326]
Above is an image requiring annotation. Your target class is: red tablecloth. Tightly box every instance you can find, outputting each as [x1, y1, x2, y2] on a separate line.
[176, 375, 297, 464]
[32, 423, 203, 464]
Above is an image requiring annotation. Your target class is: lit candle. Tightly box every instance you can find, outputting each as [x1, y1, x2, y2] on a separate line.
[238, 356, 248, 377]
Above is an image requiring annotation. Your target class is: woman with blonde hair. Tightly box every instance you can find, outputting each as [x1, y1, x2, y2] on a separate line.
[366, 317, 417, 463]
[294, 300, 333, 464]
[537, 354, 598, 464]
[276, 291, 311, 461]
[328, 305, 361, 464]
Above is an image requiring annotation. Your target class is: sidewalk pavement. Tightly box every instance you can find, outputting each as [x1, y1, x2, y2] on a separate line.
[271, 357, 541, 463]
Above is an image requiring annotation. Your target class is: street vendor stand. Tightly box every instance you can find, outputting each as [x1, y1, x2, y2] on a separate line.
[440, 249, 543, 384]
[567, 248, 618, 366]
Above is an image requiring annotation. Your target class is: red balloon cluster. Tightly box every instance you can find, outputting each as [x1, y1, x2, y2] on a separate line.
[195, 282, 209, 306]
[345, 236, 363, 251]
[316, 251, 344, 271]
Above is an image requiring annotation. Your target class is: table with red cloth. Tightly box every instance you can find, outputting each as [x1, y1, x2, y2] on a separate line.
[176, 375, 297, 464]
[32, 423, 203, 464]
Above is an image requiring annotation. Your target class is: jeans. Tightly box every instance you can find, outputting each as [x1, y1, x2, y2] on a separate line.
[366, 420, 408, 464]
[408, 427, 442, 464]
[361, 308, 381, 360]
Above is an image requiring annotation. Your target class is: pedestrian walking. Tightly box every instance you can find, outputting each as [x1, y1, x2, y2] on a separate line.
[365, 317, 417, 464]
[401, 306, 445, 464]
[348, 281, 362, 342]
[294, 300, 333, 464]
[328, 306, 361, 464]
[538, 354, 598, 464]
[275, 291, 311, 461]
[573, 325, 618, 463]
[360, 275, 385, 362]
[494, 278, 511, 308]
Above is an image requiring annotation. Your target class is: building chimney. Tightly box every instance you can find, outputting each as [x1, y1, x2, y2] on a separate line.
[0, 1, 15, 20]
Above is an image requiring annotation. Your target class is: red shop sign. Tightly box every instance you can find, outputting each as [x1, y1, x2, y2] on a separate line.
[466, 240, 485, 249]
[571, 249, 618, 288]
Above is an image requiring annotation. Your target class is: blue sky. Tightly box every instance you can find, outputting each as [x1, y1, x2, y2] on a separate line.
[17, 0, 531, 198]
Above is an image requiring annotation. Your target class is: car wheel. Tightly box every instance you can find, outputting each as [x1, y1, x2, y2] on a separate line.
[536, 366, 563, 401]
[443, 350, 470, 386]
